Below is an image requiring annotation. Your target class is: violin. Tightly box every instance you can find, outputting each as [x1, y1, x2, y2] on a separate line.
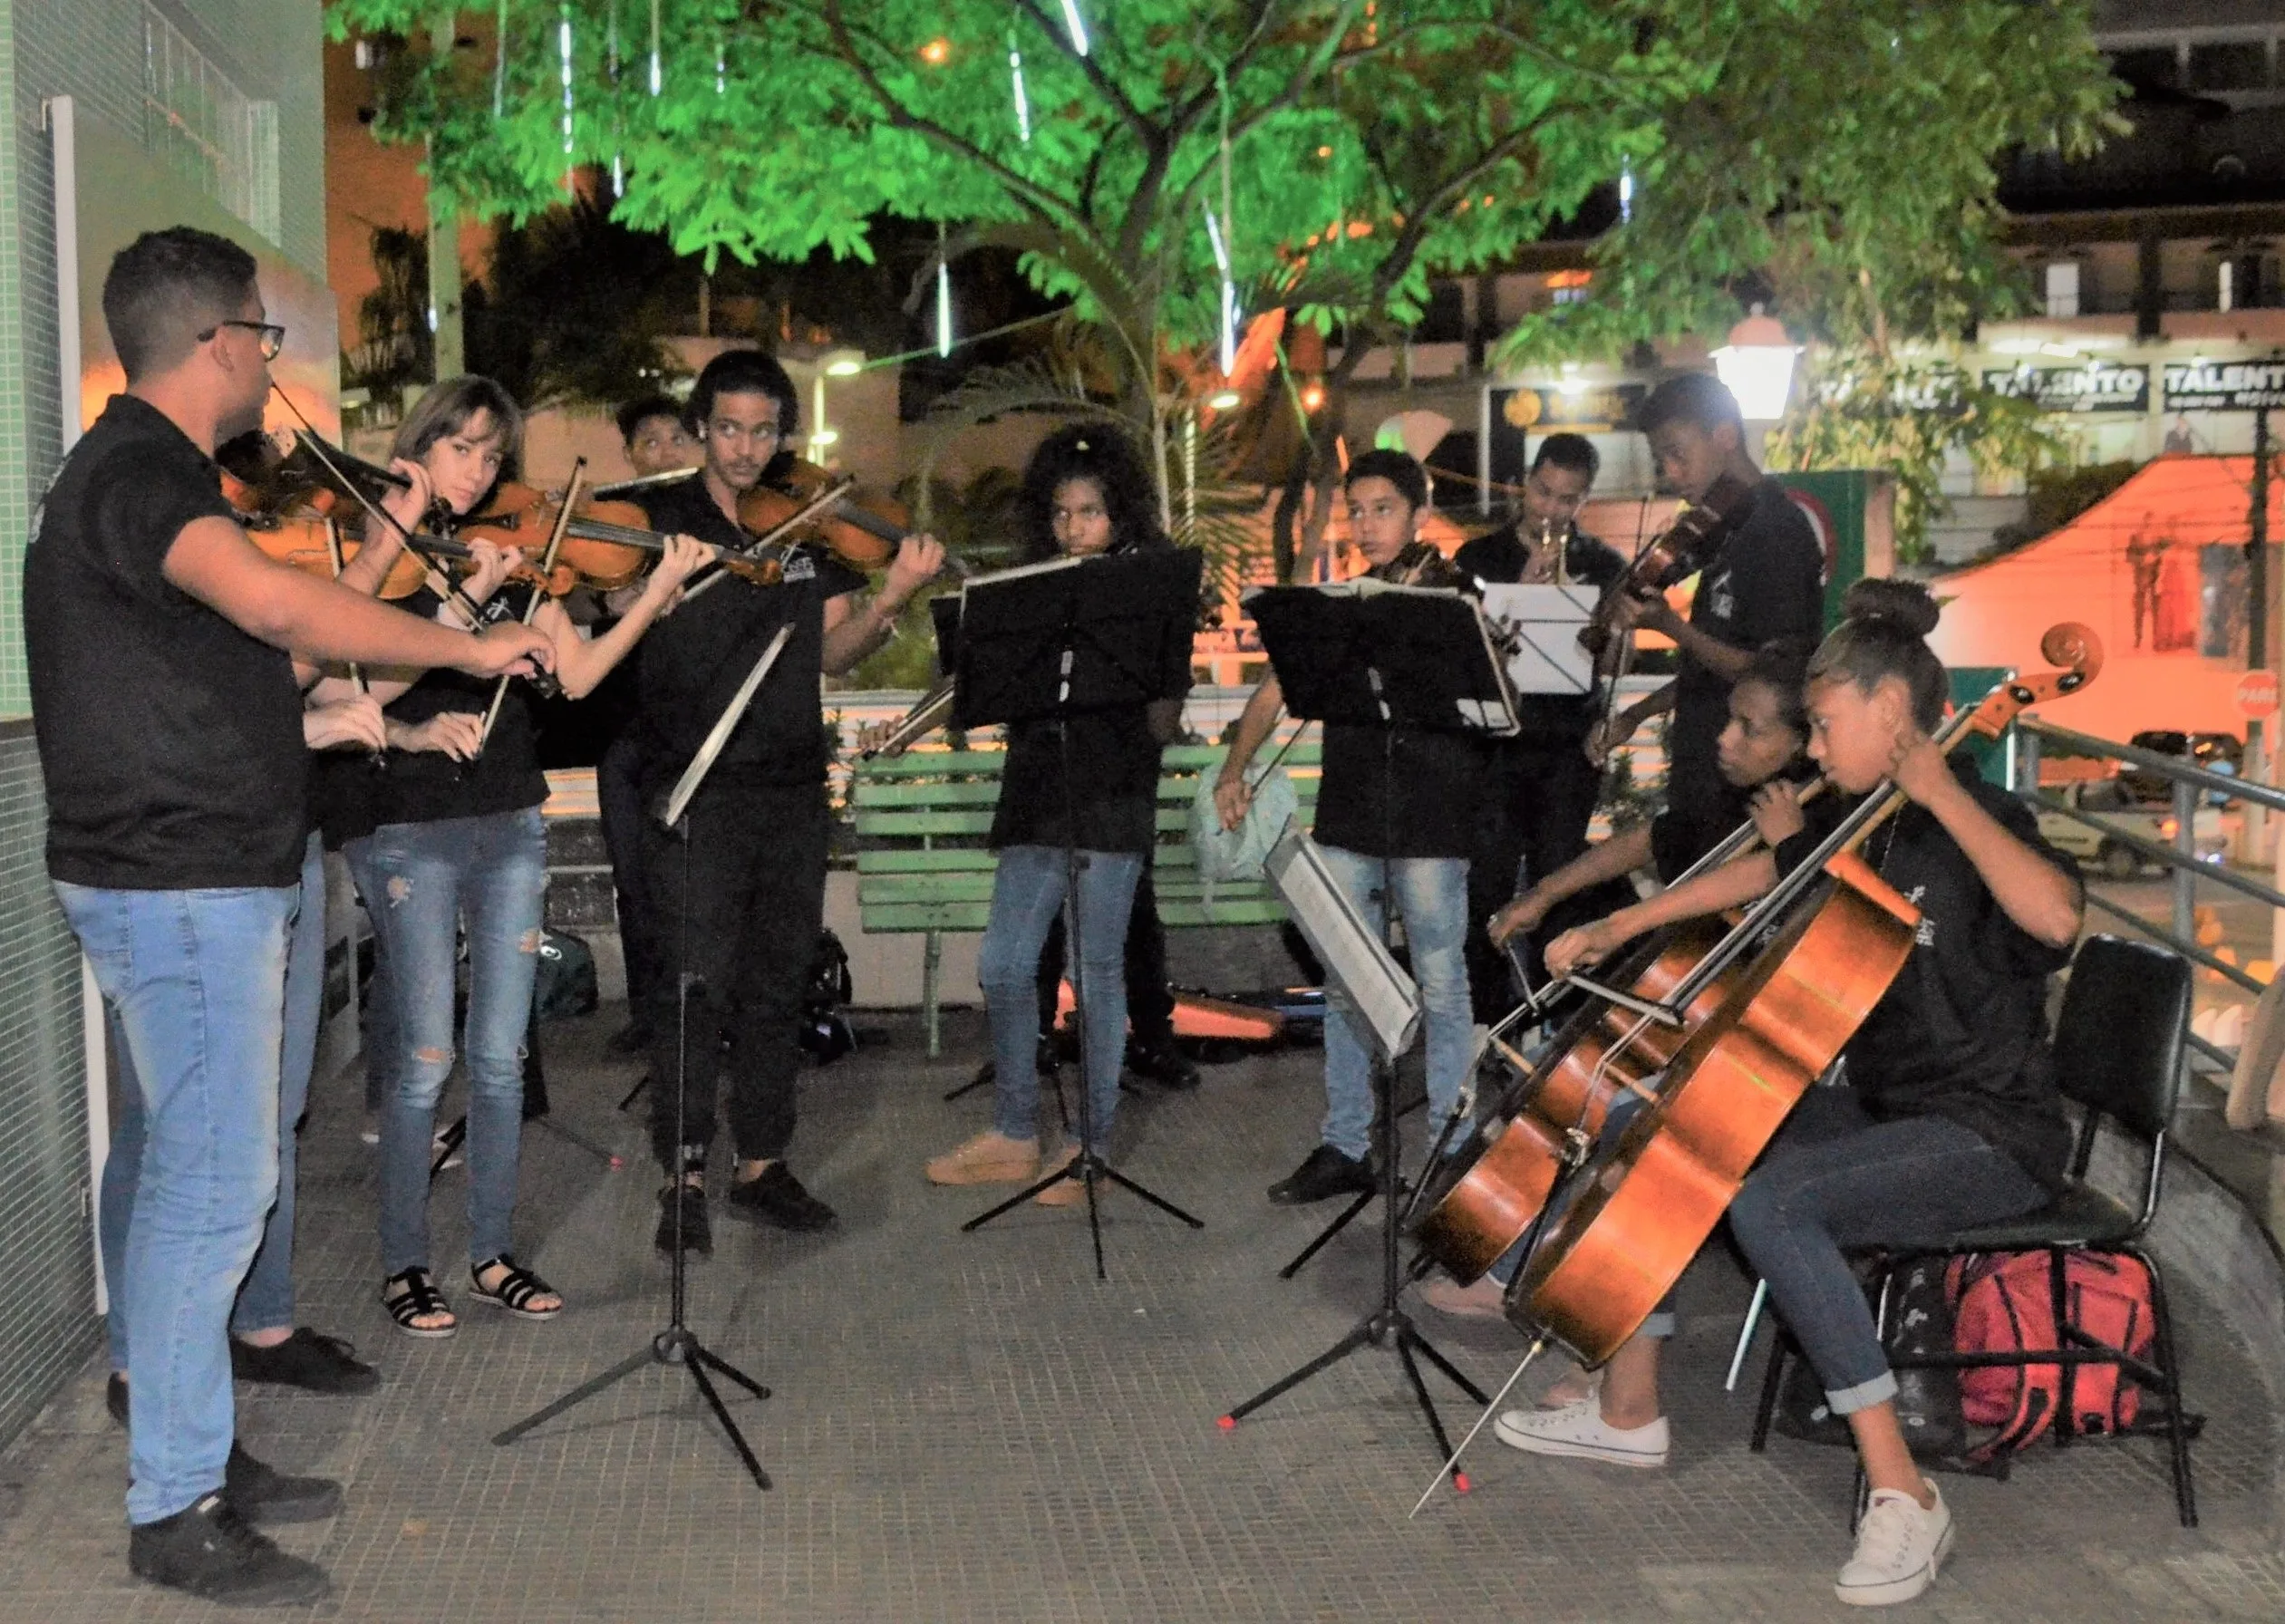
[241, 510, 579, 599]
[458, 481, 781, 592]
[1506, 621, 2103, 1368]
[736, 457, 915, 573]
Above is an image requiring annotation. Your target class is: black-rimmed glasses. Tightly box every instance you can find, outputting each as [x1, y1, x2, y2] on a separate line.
[200, 319, 286, 361]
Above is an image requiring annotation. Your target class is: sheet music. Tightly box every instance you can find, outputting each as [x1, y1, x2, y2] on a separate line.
[1477, 583, 1599, 697]
[1265, 824, 1423, 1063]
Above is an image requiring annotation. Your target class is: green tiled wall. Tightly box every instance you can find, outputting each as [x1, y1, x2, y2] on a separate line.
[0, 722, 94, 1445]
[0, 0, 327, 1448]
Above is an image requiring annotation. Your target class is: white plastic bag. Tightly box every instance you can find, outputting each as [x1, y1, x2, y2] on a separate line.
[1189, 756, 1299, 903]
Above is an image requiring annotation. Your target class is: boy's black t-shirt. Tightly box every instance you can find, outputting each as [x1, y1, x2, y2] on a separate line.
[1314, 725, 1495, 859]
[1666, 480, 1824, 822]
[1453, 522, 1627, 745]
[1774, 758, 2077, 1190]
[27, 394, 308, 889]
[627, 474, 866, 791]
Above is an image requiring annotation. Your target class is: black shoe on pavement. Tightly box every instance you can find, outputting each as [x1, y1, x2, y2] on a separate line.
[128, 1493, 332, 1606]
[1267, 1144, 1378, 1205]
[223, 1445, 344, 1524]
[654, 1182, 712, 1260]
[725, 1163, 837, 1232]
[1126, 1035, 1201, 1091]
[104, 1378, 344, 1527]
[606, 1020, 653, 1057]
[230, 1328, 380, 1395]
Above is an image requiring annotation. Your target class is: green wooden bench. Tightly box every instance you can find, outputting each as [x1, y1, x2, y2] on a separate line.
[851, 739, 1322, 1055]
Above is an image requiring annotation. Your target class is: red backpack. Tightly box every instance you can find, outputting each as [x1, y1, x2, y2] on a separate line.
[1944, 1251, 2154, 1461]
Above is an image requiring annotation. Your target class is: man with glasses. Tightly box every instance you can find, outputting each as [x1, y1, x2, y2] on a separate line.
[27, 227, 552, 1604]
[625, 350, 940, 1256]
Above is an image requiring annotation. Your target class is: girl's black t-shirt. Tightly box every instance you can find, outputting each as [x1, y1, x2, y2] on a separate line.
[316, 585, 549, 845]
[1773, 758, 2077, 1189]
[991, 708, 1167, 854]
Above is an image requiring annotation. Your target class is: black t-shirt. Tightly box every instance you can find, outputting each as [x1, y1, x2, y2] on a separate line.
[27, 394, 307, 889]
[1667, 480, 1824, 823]
[1646, 780, 1752, 883]
[1454, 522, 1627, 743]
[1775, 759, 2077, 1190]
[627, 473, 866, 791]
[316, 585, 550, 844]
[1315, 724, 1495, 859]
[992, 708, 1169, 854]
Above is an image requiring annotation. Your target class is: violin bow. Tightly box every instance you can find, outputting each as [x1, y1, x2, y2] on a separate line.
[472, 459, 586, 758]
[265, 387, 488, 632]
[320, 516, 386, 770]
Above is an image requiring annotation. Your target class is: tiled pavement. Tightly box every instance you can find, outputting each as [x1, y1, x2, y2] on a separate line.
[3, 1006, 2283, 1622]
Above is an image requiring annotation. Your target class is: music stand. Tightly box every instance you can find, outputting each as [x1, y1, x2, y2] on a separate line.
[949, 549, 1207, 1280]
[1217, 578, 1514, 1489]
[491, 627, 792, 1491]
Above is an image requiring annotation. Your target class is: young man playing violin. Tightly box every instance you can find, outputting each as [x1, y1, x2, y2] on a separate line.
[1214, 450, 1487, 1206]
[1587, 374, 1825, 867]
[26, 227, 553, 1605]
[629, 348, 942, 1255]
[1505, 581, 2081, 1610]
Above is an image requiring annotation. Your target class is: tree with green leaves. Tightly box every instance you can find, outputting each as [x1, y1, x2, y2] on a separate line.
[336, 1, 2119, 566]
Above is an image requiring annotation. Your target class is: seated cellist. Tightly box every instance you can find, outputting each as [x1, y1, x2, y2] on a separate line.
[1413, 639, 1815, 1323]
[1499, 580, 2082, 1610]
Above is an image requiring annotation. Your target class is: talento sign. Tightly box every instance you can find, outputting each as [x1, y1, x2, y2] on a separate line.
[1981, 362, 2148, 414]
[2164, 360, 2285, 413]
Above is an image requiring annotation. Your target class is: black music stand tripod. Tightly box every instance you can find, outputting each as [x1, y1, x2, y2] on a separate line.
[1219, 581, 1516, 1487]
[951, 549, 1207, 1280]
[491, 627, 793, 1491]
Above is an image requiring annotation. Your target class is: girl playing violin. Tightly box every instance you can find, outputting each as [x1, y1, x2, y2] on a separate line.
[314, 376, 707, 1339]
[1496, 579, 2081, 1610]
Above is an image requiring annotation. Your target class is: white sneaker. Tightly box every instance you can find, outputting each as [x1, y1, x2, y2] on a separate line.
[1492, 1397, 1669, 1468]
[1835, 1484, 1953, 1607]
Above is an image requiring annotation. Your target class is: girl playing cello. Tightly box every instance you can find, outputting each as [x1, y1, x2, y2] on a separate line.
[1501, 579, 2081, 1610]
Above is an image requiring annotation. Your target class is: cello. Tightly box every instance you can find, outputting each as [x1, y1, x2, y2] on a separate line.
[1507, 619, 2102, 1369]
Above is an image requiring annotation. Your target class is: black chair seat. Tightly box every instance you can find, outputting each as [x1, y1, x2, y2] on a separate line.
[1932, 1185, 2142, 1253]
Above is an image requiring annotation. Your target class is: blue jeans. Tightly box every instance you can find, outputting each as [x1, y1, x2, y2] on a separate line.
[58, 880, 296, 1525]
[978, 845, 1144, 1151]
[1317, 846, 1472, 1162]
[1728, 1087, 2048, 1415]
[101, 835, 325, 1372]
[346, 808, 547, 1275]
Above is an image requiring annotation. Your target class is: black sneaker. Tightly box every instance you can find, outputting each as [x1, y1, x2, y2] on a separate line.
[230, 1328, 380, 1396]
[105, 1378, 344, 1527]
[223, 1445, 344, 1524]
[1126, 1035, 1201, 1091]
[129, 1493, 331, 1606]
[1267, 1144, 1377, 1205]
[725, 1163, 837, 1232]
[654, 1182, 712, 1260]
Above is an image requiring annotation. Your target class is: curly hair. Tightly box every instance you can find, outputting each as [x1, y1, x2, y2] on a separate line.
[1015, 423, 1169, 562]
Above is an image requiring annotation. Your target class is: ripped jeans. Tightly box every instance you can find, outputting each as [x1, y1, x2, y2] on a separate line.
[346, 807, 547, 1276]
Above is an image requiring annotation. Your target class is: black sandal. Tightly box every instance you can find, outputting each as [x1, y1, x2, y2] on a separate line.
[468, 1255, 564, 1320]
[381, 1268, 458, 1339]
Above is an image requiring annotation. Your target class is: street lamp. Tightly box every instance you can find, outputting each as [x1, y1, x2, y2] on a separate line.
[1712, 304, 1800, 421]
[810, 348, 865, 460]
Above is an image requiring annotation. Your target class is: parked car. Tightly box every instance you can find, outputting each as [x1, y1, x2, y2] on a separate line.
[2122, 730, 2243, 805]
[2037, 776, 2226, 880]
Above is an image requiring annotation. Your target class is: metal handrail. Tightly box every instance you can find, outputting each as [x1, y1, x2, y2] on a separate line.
[2028, 789, 2285, 914]
[2022, 719, 2285, 816]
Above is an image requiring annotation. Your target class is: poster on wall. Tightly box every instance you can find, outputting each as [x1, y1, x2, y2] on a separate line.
[70, 113, 337, 445]
[1484, 382, 1648, 489]
[2163, 360, 2285, 413]
[1980, 362, 2149, 414]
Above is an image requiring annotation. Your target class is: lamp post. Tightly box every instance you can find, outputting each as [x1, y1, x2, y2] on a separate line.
[1712, 305, 1800, 422]
[809, 347, 865, 464]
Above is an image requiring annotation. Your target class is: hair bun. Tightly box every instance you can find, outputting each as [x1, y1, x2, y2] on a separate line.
[1839, 577, 1940, 639]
